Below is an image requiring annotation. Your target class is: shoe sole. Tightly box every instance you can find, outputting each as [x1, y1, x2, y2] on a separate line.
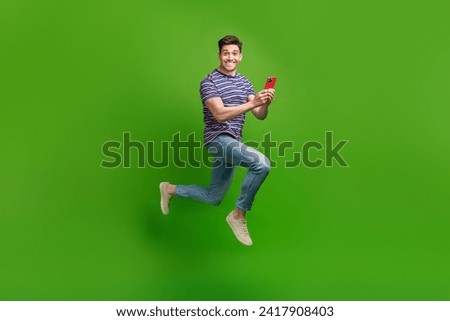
[159, 182, 169, 215]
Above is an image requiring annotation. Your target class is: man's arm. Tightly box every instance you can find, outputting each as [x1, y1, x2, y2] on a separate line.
[205, 90, 273, 123]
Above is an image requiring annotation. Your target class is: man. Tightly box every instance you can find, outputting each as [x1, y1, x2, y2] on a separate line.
[159, 35, 275, 246]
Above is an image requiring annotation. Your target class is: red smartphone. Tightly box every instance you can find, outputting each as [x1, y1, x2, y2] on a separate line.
[264, 76, 277, 89]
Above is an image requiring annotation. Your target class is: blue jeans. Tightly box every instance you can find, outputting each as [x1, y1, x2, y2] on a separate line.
[175, 134, 271, 211]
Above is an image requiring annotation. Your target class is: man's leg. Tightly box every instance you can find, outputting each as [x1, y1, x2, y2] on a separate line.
[220, 137, 270, 246]
[223, 139, 271, 211]
[172, 157, 235, 205]
[159, 137, 236, 214]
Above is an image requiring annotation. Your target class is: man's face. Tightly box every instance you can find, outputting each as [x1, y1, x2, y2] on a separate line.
[219, 45, 242, 73]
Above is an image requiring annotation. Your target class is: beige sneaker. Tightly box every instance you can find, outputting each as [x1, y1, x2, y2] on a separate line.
[159, 182, 172, 215]
[226, 212, 253, 246]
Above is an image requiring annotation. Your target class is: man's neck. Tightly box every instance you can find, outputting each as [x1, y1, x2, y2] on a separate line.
[217, 66, 237, 76]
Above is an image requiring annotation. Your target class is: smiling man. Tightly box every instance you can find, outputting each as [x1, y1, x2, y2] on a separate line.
[160, 35, 275, 246]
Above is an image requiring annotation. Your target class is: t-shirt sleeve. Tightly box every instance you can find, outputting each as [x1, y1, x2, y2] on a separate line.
[246, 79, 255, 97]
[200, 78, 220, 103]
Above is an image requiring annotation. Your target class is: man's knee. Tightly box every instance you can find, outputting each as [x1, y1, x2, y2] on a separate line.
[252, 156, 271, 175]
[206, 190, 226, 206]
[209, 195, 224, 206]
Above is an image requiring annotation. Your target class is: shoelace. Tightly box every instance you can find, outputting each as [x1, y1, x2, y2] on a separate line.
[238, 220, 249, 236]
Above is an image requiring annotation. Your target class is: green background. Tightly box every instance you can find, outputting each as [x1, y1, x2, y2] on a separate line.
[1, 0, 449, 300]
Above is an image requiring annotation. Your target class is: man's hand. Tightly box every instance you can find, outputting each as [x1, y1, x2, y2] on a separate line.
[250, 89, 275, 120]
[252, 89, 275, 107]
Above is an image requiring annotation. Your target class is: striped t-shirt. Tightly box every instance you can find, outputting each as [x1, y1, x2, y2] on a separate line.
[200, 69, 255, 146]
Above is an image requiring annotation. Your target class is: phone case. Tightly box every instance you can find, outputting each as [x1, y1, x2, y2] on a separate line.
[264, 76, 277, 89]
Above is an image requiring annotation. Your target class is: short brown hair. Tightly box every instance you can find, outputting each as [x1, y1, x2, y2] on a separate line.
[218, 35, 242, 53]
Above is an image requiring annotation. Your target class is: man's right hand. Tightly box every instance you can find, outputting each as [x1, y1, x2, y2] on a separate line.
[252, 89, 275, 108]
